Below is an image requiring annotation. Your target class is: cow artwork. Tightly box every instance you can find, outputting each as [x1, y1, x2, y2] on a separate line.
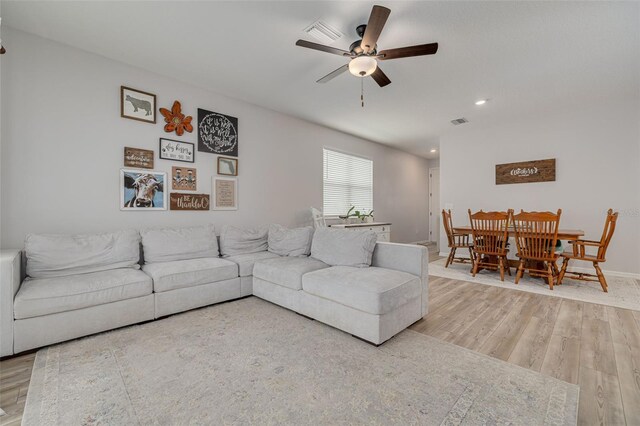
[120, 169, 167, 210]
[120, 86, 157, 124]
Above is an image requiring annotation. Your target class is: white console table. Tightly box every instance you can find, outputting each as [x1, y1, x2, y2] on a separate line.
[329, 222, 391, 242]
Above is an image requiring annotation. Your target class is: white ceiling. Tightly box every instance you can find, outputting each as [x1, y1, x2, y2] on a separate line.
[2, 1, 638, 159]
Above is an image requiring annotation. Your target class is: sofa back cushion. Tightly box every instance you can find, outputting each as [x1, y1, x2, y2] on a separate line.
[25, 230, 141, 278]
[268, 224, 314, 257]
[219, 225, 268, 257]
[310, 228, 377, 268]
[140, 225, 218, 264]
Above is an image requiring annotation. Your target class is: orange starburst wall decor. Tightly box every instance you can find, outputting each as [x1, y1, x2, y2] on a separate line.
[159, 101, 193, 136]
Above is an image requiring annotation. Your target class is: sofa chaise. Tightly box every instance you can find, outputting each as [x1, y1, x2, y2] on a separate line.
[0, 224, 428, 357]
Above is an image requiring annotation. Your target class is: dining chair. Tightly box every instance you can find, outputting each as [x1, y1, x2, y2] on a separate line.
[442, 209, 474, 268]
[557, 209, 618, 292]
[512, 209, 562, 290]
[310, 207, 326, 228]
[468, 209, 512, 281]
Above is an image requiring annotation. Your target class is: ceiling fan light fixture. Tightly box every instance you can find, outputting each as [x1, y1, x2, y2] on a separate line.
[349, 56, 377, 77]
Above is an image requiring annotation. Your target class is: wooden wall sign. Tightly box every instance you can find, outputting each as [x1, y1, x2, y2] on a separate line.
[169, 193, 210, 211]
[496, 159, 556, 185]
[124, 147, 154, 169]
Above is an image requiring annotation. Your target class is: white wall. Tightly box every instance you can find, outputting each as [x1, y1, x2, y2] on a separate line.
[440, 99, 640, 275]
[0, 28, 430, 248]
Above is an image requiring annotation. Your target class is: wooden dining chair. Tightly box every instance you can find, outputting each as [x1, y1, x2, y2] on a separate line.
[468, 209, 512, 281]
[557, 209, 618, 292]
[442, 209, 474, 268]
[512, 209, 562, 290]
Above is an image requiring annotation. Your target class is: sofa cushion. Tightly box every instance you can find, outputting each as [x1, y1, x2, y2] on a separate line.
[302, 266, 421, 315]
[219, 225, 268, 257]
[310, 228, 377, 268]
[14, 269, 152, 319]
[25, 230, 141, 279]
[268, 224, 314, 257]
[142, 258, 238, 293]
[141, 225, 218, 264]
[254, 257, 330, 291]
[225, 251, 281, 277]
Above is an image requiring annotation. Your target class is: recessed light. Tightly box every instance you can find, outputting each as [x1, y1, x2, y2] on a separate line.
[475, 99, 487, 106]
[430, 149, 437, 153]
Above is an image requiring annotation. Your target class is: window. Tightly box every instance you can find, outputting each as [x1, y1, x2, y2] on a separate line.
[323, 148, 373, 216]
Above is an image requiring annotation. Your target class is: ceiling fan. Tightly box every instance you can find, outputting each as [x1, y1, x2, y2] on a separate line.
[295, 5, 438, 88]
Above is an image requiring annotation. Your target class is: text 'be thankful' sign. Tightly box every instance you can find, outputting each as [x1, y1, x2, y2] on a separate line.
[495, 159, 556, 185]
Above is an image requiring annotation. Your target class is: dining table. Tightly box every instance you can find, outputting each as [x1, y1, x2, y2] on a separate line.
[452, 226, 585, 275]
[453, 227, 584, 241]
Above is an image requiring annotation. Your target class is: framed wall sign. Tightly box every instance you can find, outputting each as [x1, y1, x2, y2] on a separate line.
[217, 156, 238, 176]
[212, 177, 238, 210]
[159, 138, 195, 163]
[172, 166, 197, 191]
[121, 86, 156, 124]
[198, 108, 239, 156]
[495, 159, 556, 185]
[124, 147, 154, 169]
[169, 193, 210, 211]
[120, 169, 167, 210]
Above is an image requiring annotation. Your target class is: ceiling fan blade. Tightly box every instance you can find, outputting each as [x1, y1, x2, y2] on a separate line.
[371, 66, 391, 87]
[296, 40, 351, 57]
[360, 5, 391, 54]
[316, 64, 349, 83]
[378, 43, 439, 60]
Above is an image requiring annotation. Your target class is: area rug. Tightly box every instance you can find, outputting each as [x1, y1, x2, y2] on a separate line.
[23, 297, 578, 425]
[430, 258, 640, 311]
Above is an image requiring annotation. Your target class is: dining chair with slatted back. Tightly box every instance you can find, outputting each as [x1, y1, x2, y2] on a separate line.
[468, 209, 512, 281]
[442, 210, 474, 268]
[557, 209, 618, 292]
[310, 207, 326, 228]
[512, 209, 562, 290]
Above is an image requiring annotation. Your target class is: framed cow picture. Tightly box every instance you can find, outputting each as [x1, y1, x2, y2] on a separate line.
[120, 169, 167, 211]
[121, 86, 156, 124]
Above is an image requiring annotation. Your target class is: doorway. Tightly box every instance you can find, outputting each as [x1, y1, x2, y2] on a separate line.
[429, 167, 440, 251]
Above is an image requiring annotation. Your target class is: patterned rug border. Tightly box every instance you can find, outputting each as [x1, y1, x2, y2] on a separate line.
[429, 258, 640, 312]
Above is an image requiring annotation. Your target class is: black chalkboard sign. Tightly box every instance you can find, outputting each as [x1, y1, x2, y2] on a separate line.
[197, 108, 238, 157]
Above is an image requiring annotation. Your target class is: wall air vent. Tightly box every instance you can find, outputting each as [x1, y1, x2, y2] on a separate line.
[450, 117, 469, 126]
[304, 20, 343, 44]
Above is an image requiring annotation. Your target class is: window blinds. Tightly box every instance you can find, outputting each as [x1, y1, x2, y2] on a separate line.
[323, 148, 373, 216]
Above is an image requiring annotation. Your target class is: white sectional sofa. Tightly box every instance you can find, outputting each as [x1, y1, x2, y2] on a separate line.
[0, 224, 428, 357]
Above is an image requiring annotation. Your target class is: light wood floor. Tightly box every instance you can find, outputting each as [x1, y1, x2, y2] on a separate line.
[1, 272, 639, 425]
[410, 275, 640, 426]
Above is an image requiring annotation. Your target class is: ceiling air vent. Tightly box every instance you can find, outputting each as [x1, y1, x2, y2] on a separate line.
[304, 20, 342, 44]
[450, 117, 469, 126]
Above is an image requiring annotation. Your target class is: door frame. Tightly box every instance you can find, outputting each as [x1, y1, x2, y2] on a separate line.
[428, 167, 440, 249]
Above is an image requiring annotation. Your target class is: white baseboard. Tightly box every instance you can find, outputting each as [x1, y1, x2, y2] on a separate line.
[437, 251, 640, 279]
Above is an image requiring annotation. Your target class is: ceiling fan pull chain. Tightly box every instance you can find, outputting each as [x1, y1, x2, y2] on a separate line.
[361, 77, 364, 108]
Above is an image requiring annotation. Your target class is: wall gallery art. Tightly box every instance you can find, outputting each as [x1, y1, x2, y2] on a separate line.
[495, 158, 556, 185]
[159, 101, 193, 136]
[217, 156, 238, 176]
[172, 166, 197, 191]
[159, 138, 195, 163]
[169, 193, 210, 211]
[121, 86, 156, 123]
[124, 147, 154, 169]
[198, 108, 239, 156]
[212, 177, 238, 210]
[120, 169, 167, 211]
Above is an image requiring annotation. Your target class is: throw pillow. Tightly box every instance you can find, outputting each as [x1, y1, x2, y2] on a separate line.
[310, 228, 377, 268]
[140, 225, 218, 264]
[219, 225, 268, 257]
[268, 224, 314, 257]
